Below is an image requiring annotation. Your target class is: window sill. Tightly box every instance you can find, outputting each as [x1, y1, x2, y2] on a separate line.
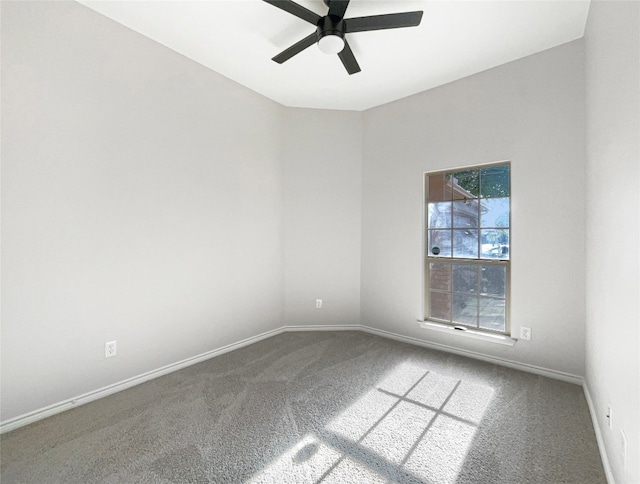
[417, 320, 517, 346]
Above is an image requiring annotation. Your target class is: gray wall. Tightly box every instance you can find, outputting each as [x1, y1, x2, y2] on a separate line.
[361, 40, 587, 376]
[1, 1, 284, 421]
[584, 2, 640, 483]
[283, 109, 362, 327]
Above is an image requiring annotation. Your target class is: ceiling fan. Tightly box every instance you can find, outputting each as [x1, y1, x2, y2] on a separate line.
[264, 0, 423, 75]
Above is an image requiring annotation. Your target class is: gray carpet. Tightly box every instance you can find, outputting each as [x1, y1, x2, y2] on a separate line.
[1, 331, 606, 483]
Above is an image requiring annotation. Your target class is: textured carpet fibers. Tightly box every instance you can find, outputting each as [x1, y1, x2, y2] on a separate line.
[1, 331, 605, 483]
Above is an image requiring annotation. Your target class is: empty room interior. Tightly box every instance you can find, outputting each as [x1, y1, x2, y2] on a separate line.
[1, 1, 639, 483]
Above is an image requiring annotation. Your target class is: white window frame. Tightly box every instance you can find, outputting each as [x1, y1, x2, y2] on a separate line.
[423, 161, 511, 336]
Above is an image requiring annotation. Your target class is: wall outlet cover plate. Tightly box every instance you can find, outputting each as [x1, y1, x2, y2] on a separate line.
[105, 341, 117, 358]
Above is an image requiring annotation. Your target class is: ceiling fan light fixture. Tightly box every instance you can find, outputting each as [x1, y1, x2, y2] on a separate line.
[264, 0, 423, 74]
[317, 34, 345, 55]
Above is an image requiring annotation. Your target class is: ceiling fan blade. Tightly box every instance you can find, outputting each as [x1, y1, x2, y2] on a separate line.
[272, 32, 317, 63]
[263, 0, 321, 25]
[327, 0, 350, 19]
[338, 40, 361, 75]
[345, 11, 423, 33]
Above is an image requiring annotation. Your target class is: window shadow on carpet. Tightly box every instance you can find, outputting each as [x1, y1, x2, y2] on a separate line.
[247, 361, 494, 483]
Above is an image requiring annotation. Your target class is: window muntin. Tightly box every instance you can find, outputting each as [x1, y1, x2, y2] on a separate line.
[425, 163, 510, 334]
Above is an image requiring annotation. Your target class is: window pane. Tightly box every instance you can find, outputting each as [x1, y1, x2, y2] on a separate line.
[480, 197, 509, 228]
[479, 297, 506, 331]
[451, 170, 479, 199]
[480, 165, 509, 198]
[452, 264, 478, 294]
[452, 293, 478, 326]
[452, 199, 479, 228]
[428, 173, 452, 201]
[430, 291, 451, 321]
[452, 229, 478, 258]
[430, 262, 451, 291]
[480, 265, 506, 297]
[480, 230, 509, 259]
[428, 202, 452, 229]
[428, 230, 451, 257]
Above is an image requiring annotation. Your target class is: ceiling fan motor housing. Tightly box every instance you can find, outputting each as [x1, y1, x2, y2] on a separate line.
[317, 15, 346, 53]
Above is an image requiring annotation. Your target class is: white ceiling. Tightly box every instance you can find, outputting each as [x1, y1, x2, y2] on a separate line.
[78, 0, 591, 111]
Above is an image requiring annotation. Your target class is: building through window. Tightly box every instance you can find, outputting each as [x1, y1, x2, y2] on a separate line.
[424, 163, 510, 333]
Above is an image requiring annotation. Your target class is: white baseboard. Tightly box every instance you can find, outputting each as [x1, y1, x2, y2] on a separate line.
[360, 325, 584, 385]
[1, 323, 583, 434]
[282, 324, 362, 332]
[0, 326, 286, 434]
[583, 383, 615, 484]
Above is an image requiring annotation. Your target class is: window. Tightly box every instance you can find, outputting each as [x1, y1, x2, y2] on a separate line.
[424, 162, 510, 334]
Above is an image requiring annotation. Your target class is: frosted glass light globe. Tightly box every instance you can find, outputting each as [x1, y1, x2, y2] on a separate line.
[318, 34, 345, 54]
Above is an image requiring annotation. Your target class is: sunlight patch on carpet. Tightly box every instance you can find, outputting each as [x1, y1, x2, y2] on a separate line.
[359, 401, 435, 465]
[325, 389, 398, 441]
[246, 434, 341, 483]
[247, 361, 494, 483]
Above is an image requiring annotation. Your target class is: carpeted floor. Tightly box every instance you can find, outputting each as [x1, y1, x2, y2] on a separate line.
[1, 331, 606, 483]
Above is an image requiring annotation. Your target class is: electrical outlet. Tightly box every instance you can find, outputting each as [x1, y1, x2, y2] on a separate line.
[105, 340, 117, 358]
[520, 326, 531, 340]
[315, 299, 322, 309]
[607, 405, 612, 429]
